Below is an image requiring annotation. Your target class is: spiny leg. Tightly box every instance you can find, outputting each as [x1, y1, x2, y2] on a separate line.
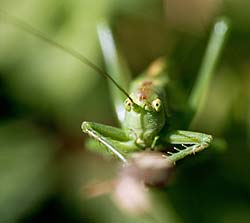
[97, 22, 132, 124]
[188, 18, 230, 118]
[161, 130, 213, 163]
[81, 121, 134, 163]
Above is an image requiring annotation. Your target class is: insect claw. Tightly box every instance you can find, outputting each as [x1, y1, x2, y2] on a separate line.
[192, 145, 200, 155]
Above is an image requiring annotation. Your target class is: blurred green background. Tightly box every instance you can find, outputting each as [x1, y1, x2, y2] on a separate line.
[0, 0, 249, 222]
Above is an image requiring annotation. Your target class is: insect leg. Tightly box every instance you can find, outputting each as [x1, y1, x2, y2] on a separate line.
[97, 22, 132, 124]
[161, 130, 213, 162]
[188, 18, 230, 116]
[81, 121, 135, 163]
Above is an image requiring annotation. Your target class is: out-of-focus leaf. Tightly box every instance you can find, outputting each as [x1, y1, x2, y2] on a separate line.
[0, 121, 58, 222]
[0, 0, 114, 132]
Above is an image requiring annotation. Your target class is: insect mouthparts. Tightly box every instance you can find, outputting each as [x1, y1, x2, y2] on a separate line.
[132, 103, 142, 113]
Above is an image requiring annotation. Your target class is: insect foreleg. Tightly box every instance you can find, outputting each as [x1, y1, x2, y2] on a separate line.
[161, 130, 213, 162]
[81, 122, 135, 163]
[188, 17, 230, 116]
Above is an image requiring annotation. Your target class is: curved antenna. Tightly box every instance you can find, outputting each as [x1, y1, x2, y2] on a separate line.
[0, 9, 134, 103]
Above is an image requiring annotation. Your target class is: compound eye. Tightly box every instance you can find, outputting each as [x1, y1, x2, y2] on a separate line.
[124, 98, 132, 111]
[152, 98, 161, 112]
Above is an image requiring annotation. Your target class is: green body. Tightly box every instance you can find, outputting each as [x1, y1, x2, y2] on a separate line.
[82, 18, 229, 163]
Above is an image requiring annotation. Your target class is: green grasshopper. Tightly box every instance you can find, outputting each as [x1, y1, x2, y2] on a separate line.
[0, 11, 229, 164]
[82, 19, 229, 163]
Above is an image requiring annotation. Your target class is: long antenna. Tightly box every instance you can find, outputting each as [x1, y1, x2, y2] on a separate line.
[0, 9, 134, 103]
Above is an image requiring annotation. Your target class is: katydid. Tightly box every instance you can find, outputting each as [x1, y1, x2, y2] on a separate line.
[82, 19, 229, 163]
[0, 11, 229, 164]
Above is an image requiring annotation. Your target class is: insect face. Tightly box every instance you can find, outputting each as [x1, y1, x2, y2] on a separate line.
[123, 98, 166, 147]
